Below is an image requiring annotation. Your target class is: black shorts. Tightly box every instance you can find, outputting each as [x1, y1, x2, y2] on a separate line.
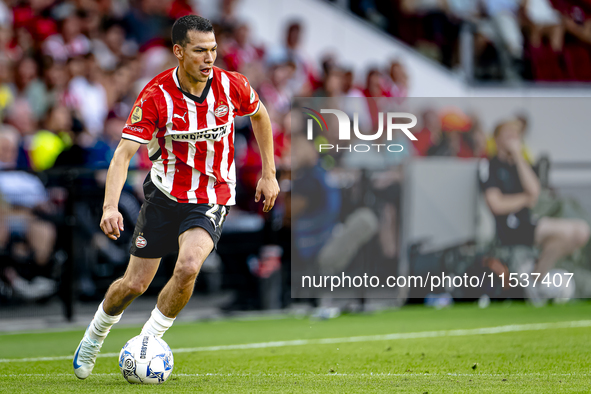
[129, 176, 230, 258]
[497, 218, 538, 246]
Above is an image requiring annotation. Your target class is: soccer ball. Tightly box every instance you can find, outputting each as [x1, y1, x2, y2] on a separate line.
[119, 334, 174, 384]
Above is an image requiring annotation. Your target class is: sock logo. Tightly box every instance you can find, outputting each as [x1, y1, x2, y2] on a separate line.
[136, 236, 147, 248]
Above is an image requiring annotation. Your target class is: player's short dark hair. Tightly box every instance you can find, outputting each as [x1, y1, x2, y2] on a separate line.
[172, 15, 214, 48]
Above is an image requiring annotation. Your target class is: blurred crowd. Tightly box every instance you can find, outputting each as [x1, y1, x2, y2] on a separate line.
[349, 0, 591, 81]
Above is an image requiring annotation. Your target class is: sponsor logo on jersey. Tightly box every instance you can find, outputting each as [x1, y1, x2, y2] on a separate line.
[171, 124, 231, 141]
[131, 106, 143, 124]
[124, 125, 144, 133]
[214, 105, 228, 118]
[136, 236, 147, 248]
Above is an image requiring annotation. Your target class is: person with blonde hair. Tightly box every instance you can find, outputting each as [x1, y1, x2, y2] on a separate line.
[479, 119, 590, 303]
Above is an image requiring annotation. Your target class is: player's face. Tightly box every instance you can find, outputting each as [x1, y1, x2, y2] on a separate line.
[176, 30, 217, 82]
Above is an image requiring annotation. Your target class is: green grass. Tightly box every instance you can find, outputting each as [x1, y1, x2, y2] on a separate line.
[1, 301, 591, 393]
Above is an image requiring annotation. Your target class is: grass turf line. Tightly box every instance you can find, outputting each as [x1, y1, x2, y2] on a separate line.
[0, 301, 590, 393]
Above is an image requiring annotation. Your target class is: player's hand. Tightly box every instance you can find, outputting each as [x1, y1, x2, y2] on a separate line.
[255, 175, 280, 213]
[506, 139, 522, 157]
[100, 207, 124, 240]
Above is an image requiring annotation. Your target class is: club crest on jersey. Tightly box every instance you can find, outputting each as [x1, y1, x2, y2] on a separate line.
[131, 106, 143, 124]
[214, 105, 228, 118]
[135, 236, 147, 248]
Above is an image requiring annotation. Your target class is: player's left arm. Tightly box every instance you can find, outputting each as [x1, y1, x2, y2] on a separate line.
[250, 102, 280, 212]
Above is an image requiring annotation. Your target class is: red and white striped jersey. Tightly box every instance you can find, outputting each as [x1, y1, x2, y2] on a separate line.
[122, 66, 260, 205]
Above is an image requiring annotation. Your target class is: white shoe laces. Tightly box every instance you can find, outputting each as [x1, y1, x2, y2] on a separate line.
[78, 336, 102, 365]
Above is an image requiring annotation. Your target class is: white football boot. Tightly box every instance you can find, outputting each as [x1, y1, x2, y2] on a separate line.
[73, 326, 103, 379]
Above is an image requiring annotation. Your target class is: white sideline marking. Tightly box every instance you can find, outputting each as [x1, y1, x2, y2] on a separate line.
[0, 372, 589, 378]
[1, 319, 590, 364]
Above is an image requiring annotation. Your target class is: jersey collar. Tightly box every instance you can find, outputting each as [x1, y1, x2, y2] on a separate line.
[173, 66, 213, 104]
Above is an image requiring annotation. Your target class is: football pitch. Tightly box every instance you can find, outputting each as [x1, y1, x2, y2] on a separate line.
[1, 301, 590, 393]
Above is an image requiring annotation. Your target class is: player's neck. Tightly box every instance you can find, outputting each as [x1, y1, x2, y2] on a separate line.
[177, 68, 209, 97]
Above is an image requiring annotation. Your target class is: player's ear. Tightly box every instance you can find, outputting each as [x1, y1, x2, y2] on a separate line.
[173, 44, 183, 61]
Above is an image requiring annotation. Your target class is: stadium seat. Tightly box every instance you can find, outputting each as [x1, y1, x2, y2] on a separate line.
[563, 43, 591, 81]
[528, 44, 567, 81]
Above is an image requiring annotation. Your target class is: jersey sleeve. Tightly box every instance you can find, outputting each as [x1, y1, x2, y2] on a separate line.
[233, 73, 260, 117]
[478, 158, 498, 191]
[122, 93, 159, 144]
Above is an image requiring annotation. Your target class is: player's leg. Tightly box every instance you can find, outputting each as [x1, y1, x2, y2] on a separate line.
[533, 217, 590, 276]
[141, 227, 213, 337]
[74, 255, 161, 379]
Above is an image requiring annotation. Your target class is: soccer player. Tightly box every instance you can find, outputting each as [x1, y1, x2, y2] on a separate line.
[73, 15, 279, 379]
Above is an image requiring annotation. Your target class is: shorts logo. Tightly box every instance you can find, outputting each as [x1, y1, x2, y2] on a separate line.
[214, 105, 228, 118]
[136, 236, 147, 248]
[131, 106, 143, 124]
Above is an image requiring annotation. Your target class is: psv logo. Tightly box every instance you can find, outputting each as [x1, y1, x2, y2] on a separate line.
[214, 105, 228, 118]
[135, 236, 147, 248]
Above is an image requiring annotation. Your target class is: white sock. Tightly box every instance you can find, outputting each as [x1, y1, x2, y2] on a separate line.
[88, 300, 123, 343]
[141, 306, 175, 338]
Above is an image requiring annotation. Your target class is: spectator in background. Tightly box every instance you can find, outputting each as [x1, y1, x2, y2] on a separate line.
[92, 19, 138, 72]
[0, 126, 57, 301]
[213, 0, 241, 30]
[363, 68, 389, 131]
[486, 113, 534, 163]
[400, 0, 459, 67]
[481, 0, 523, 79]
[223, 22, 264, 72]
[267, 21, 316, 96]
[427, 109, 473, 157]
[0, 18, 21, 62]
[259, 61, 295, 123]
[41, 56, 69, 110]
[65, 54, 108, 137]
[11, 0, 58, 44]
[560, 0, 591, 45]
[91, 113, 150, 170]
[5, 97, 37, 139]
[412, 109, 442, 156]
[523, 0, 564, 51]
[0, 54, 14, 122]
[104, 61, 137, 118]
[123, 0, 174, 49]
[313, 66, 344, 97]
[53, 116, 90, 168]
[387, 60, 409, 98]
[27, 104, 71, 171]
[13, 56, 49, 121]
[479, 120, 590, 303]
[168, 0, 197, 20]
[342, 68, 364, 98]
[42, 12, 91, 64]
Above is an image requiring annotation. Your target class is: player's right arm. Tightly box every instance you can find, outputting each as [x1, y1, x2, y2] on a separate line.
[100, 139, 141, 240]
[102, 84, 160, 239]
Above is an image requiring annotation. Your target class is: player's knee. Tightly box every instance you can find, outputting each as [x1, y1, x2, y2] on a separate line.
[123, 278, 150, 297]
[174, 254, 204, 282]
